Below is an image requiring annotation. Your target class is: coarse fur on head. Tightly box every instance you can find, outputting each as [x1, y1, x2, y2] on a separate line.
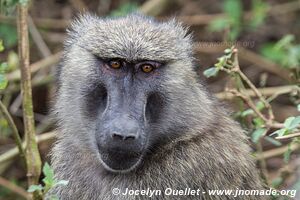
[49, 13, 269, 200]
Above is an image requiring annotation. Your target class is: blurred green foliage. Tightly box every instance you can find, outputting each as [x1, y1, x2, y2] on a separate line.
[0, 24, 18, 48]
[209, 0, 268, 41]
[260, 35, 300, 80]
[249, 0, 268, 29]
[110, 2, 138, 17]
[0, 0, 18, 14]
[261, 35, 300, 69]
[0, 40, 8, 90]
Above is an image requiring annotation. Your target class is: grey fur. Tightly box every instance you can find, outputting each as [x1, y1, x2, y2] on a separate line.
[49, 14, 269, 200]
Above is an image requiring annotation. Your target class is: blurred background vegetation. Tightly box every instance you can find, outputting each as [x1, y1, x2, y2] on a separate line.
[0, 0, 299, 199]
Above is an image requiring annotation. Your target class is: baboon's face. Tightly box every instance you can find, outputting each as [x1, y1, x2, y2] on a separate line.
[83, 58, 166, 173]
[58, 15, 210, 173]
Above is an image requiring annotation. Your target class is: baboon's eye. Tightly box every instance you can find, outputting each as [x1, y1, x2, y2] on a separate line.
[141, 64, 154, 73]
[109, 59, 122, 69]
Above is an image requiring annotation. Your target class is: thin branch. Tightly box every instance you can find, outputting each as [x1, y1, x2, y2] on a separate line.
[227, 89, 269, 122]
[6, 51, 62, 81]
[0, 15, 70, 30]
[0, 176, 30, 200]
[232, 49, 275, 121]
[140, 0, 173, 16]
[276, 132, 300, 140]
[262, 143, 300, 159]
[194, 44, 292, 81]
[28, 16, 52, 58]
[256, 138, 269, 185]
[0, 75, 53, 95]
[0, 100, 25, 163]
[0, 132, 55, 165]
[17, 3, 42, 199]
[216, 85, 299, 100]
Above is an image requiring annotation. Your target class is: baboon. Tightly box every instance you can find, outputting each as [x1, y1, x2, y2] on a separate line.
[49, 14, 270, 200]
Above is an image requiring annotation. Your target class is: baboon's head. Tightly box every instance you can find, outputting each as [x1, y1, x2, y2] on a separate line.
[56, 14, 214, 173]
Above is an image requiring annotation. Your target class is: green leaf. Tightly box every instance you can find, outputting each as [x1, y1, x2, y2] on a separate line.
[224, 48, 232, 54]
[42, 162, 55, 186]
[265, 136, 282, 146]
[275, 34, 294, 50]
[228, 26, 240, 41]
[285, 45, 300, 68]
[289, 116, 300, 130]
[0, 62, 8, 73]
[7, 51, 19, 70]
[284, 117, 296, 129]
[224, 0, 242, 22]
[203, 67, 219, 78]
[271, 177, 283, 188]
[0, 24, 18, 48]
[241, 109, 254, 117]
[297, 105, 300, 112]
[251, 128, 266, 143]
[0, 40, 4, 52]
[260, 43, 286, 65]
[253, 117, 264, 127]
[19, 0, 29, 5]
[249, 0, 268, 28]
[0, 74, 8, 90]
[0, 0, 19, 14]
[27, 184, 43, 192]
[256, 101, 265, 111]
[110, 2, 138, 17]
[208, 18, 229, 32]
[54, 180, 69, 186]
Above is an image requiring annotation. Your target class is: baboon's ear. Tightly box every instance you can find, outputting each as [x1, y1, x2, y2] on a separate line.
[65, 13, 99, 47]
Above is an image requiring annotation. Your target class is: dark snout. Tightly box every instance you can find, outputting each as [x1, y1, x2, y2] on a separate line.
[95, 85, 148, 172]
[100, 115, 144, 153]
[96, 114, 146, 172]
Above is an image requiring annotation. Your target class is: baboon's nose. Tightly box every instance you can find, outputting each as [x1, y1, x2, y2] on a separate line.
[111, 132, 137, 141]
[98, 115, 144, 152]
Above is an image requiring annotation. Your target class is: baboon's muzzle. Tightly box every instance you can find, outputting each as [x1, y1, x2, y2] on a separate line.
[95, 84, 147, 172]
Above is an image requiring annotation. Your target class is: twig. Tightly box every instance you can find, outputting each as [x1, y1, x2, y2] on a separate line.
[262, 143, 300, 159]
[0, 176, 30, 199]
[28, 16, 52, 58]
[173, 14, 224, 25]
[0, 132, 55, 165]
[256, 138, 269, 185]
[194, 43, 292, 82]
[6, 51, 62, 81]
[216, 85, 299, 100]
[227, 89, 268, 122]
[232, 49, 275, 121]
[0, 100, 25, 163]
[140, 0, 173, 16]
[17, 3, 42, 199]
[276, 132, 300, 140]
[0, 76, 53, 95]
[0, 15, 70, 30]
